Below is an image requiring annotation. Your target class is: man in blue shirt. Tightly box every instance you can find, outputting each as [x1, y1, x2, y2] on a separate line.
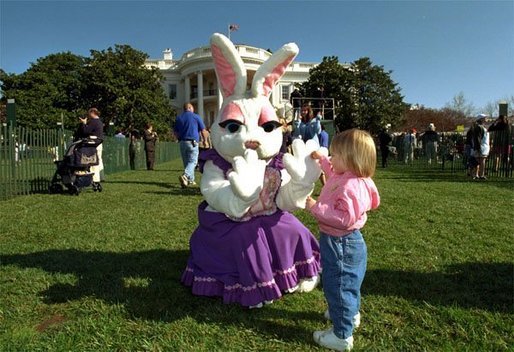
[174, 103, 208, 187]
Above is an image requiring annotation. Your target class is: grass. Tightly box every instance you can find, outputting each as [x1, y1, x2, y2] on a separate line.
[0, 160, 513, 351]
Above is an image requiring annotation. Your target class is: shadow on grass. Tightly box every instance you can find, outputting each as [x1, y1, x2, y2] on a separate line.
[129, 169, 185, 173]
[145, 187, 201, 196]
[105, 180, 174, 189]
[364, 262, 513, 313]
[0, 249, 320, 345]
[1, 249, 512, 345]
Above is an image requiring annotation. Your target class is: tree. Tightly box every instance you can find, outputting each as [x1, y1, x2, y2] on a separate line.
[399, 107, 470, 132]
[82, 44, 175, 135]
[299, 56, 348, 121]
[0, 52, 87, 129]
[481, 96, 514, 117]
[482, 101, 498, 117]
[445, 92, 475, 117]
[300, 56, 407, 134]
[0, 45, 175, 135]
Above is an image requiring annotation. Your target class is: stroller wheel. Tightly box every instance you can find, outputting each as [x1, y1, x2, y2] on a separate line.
[69, 185, 80, 196]
[48, 183, 63, 194]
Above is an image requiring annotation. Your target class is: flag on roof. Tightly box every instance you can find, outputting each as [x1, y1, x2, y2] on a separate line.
[229, 24, 239, 32]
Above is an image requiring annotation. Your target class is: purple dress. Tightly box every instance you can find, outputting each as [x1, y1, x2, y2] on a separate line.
[181, 150, 321, 307]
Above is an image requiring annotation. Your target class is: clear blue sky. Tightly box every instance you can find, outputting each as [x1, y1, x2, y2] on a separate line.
[1, 0, 513, 109]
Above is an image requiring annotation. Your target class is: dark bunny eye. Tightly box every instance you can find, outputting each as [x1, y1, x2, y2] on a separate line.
[227, 123, 240, 133]
[219, 119, 242, 133]
[261, 121, 281, 133]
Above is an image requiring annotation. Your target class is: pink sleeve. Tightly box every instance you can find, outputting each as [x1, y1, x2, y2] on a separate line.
[319, 156, 335, 178]
[367, 179, 380, 210]
[371, 187, 380, 209]
[309, 192, 357, 229]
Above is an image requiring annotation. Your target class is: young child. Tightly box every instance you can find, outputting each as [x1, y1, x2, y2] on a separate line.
[307, 128, 380, 351]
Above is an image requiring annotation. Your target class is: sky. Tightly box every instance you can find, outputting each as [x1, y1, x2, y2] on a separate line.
[1, 0, 513, 110]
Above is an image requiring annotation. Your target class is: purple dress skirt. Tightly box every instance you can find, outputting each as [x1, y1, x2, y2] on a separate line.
[181, 150, 321, 307]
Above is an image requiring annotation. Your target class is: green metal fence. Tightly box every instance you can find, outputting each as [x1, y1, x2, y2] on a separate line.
[0, 124, 181, 200]
[376, 128, 513, 177]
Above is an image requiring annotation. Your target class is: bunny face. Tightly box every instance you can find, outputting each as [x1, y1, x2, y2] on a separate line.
[211, 96, 283, 161]
[210, 33, 298, 163]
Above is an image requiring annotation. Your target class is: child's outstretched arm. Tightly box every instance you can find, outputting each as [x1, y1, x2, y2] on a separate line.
[306, 196, 317, 209]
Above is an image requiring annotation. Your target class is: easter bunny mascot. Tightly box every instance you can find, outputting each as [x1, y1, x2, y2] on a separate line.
[181, 33, 323, 308]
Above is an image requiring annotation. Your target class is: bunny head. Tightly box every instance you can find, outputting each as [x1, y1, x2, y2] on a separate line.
[209, 33, 299, 162]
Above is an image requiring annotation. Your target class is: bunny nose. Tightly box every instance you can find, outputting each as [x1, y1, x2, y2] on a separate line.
[244, 140, 261, 150]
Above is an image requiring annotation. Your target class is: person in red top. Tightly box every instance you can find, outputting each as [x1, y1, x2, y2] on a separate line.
[307, 129, 380, 351]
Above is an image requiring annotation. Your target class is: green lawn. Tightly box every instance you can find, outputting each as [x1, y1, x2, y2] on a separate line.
[1, 160, 513, 351]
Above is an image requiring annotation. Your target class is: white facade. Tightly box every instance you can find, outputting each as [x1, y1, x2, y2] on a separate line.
[145, 45, 318, 127]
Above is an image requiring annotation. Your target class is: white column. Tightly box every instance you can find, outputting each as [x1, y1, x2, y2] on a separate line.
[184, 75, 191, 103]
[197, 71, 204, 118]
[217, 86, 223, 111]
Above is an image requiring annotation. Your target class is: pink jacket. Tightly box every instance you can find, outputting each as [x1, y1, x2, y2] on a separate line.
[309, 156, 380, 236]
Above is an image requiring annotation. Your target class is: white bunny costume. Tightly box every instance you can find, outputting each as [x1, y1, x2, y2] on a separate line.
[181, 34, 322, 308]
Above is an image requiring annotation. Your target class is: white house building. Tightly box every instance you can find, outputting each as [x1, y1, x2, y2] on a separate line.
[145, 44, 318, 127]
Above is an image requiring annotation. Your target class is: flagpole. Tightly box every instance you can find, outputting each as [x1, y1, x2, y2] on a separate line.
[227, 24, 230, 40]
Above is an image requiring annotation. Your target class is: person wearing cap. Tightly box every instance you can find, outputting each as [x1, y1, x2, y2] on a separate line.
[422, 123, 439, 164]
[471, 116, 490, 180]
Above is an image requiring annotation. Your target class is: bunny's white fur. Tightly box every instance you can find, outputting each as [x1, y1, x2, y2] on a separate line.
[201, 33, 321, 218]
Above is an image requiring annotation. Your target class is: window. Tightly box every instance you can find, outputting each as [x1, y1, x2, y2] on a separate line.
[281, 85, 290, 101]
[168, 84, 177, 100]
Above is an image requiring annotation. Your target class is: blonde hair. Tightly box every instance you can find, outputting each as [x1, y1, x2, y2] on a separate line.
[329, 129, 377, 177]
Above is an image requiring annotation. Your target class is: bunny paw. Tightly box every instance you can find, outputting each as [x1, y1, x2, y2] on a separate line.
[227, 149, 266, 202]
[283, 139, 322, 186]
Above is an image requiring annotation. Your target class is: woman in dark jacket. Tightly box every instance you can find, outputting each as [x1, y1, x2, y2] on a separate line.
[143, 123, 158, 170]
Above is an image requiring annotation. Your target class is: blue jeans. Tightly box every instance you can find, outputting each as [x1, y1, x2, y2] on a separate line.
[320, 230, 367, 339]
[179, 140, 199, 182]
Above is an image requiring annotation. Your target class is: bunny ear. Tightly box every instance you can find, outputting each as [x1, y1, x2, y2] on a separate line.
[251, 43, 299, 98]
[210, 33, 247, 99]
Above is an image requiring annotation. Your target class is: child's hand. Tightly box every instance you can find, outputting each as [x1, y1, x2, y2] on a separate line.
[305, 196, 316, 209]
[310, 151, 323, 160]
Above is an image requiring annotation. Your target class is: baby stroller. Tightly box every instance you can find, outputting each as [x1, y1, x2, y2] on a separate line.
[48, 137, 102, 195]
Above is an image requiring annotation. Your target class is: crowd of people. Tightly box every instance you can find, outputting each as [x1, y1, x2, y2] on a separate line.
[375, 115, 512, 179]
[377, 123, 442, 167]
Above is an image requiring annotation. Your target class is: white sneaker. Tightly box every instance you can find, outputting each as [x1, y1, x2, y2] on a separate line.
[297, 275, 320, 293]
[313, 327, 353, 351]
[323, 310, 361, 329]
